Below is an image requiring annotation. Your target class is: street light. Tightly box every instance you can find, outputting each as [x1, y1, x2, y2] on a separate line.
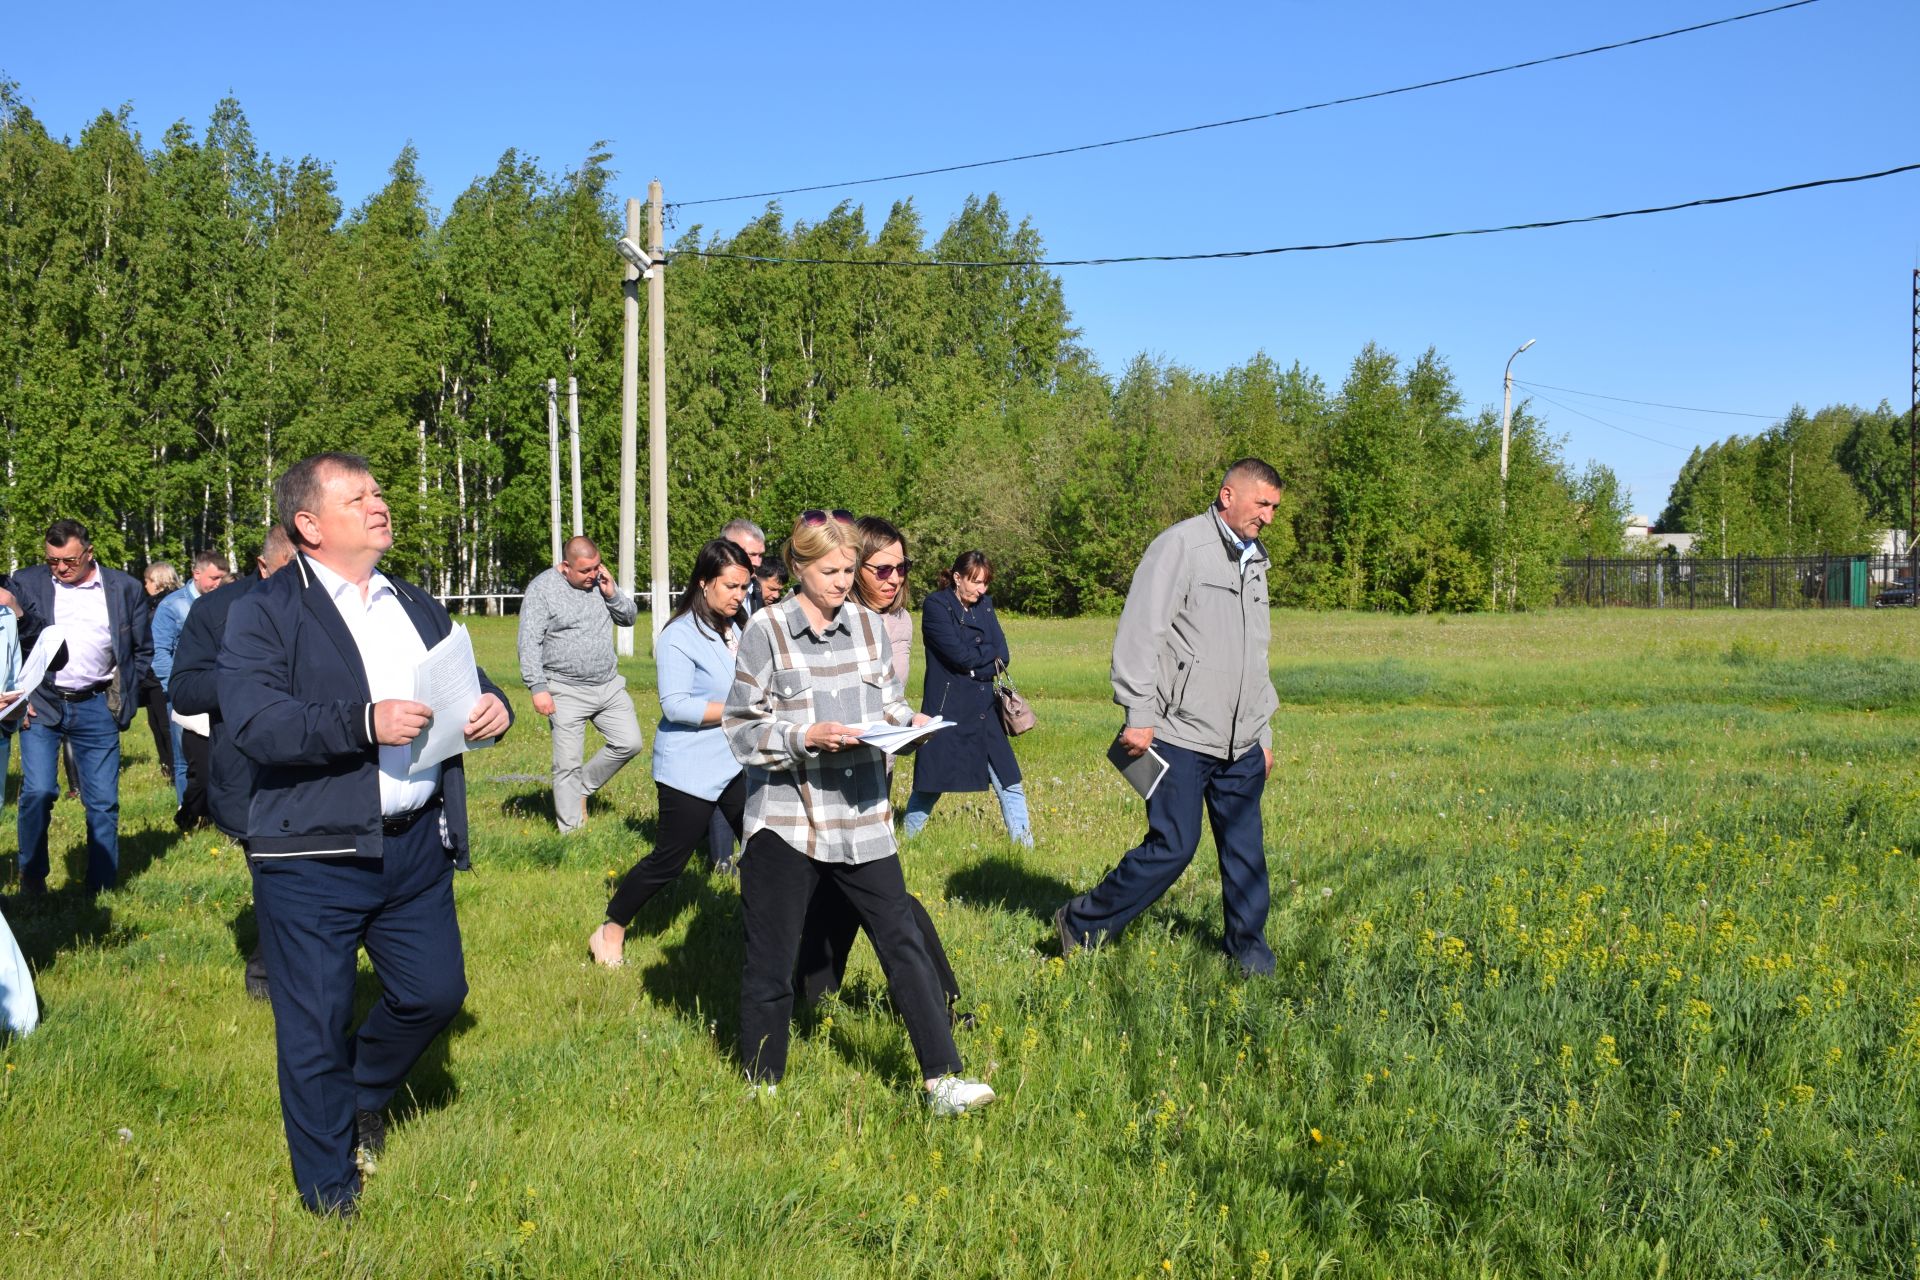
[614, 236, 655, 280]
[1499, 338, 1536, 513]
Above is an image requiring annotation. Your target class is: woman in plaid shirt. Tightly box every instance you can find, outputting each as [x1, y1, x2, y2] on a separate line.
[724, 510, 996, 1115]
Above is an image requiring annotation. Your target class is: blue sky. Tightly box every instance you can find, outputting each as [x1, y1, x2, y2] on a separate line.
[8, 0, 1916, 516]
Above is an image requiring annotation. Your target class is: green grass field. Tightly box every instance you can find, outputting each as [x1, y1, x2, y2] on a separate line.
[3, 609, 1919, 1278]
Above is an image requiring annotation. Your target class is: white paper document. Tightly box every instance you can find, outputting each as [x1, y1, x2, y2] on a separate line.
[850, 717, 954, 756]
[407, 624, 497, 775]
[0, 624, 66, 721]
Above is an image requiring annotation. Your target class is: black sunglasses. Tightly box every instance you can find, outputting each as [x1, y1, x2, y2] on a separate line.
[865, 560, 913, 580]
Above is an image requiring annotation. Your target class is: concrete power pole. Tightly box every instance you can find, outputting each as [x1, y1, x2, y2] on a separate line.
[567, 375, 584, 538]
[647, 179, 669, 640]
[546, 378, 561, 565]
[616, 198, 641, 657]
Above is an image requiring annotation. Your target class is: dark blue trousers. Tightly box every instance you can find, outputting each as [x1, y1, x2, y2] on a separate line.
[250, 815, 468, 1213]
[1061, 741, 1274, 974]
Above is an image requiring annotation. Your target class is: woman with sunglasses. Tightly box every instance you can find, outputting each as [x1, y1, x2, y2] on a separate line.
[792, 518, 964, 1017]
[904, 550, 1032, 846]
[588, 539, 752, 967]
[724, 510, 994, 1114]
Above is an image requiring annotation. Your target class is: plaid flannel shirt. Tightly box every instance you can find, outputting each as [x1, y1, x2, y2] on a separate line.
[724, 596, 914, 864]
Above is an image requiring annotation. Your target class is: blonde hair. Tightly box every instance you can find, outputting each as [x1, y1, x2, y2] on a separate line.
[784, 512, 863, 574]
[852, 516, 910, 614]
[146, 562, 181, 593]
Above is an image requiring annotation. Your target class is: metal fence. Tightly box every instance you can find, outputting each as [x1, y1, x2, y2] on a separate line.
[1557, 554, 1916, 609]
[440, 591, 665, 616]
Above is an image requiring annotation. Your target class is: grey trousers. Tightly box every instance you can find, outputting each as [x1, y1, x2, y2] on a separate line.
[548, 675, 643, 832]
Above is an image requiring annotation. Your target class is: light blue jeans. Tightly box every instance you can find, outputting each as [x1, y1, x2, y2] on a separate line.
[903, 764, 1033, 847]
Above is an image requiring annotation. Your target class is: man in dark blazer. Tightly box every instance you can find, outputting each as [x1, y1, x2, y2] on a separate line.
[219, 453, 512, 1217]
[6, 518, 152, 895]
[170, 525, 297, 999]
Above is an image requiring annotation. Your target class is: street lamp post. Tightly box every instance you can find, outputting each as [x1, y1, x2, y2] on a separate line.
[1499, 337, 1536, 515]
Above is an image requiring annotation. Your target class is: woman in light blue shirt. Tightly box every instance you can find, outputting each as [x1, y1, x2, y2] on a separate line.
[588, 540, 752, 967]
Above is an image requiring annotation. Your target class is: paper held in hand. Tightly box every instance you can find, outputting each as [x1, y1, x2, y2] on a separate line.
[850, 718, 954, 756]
[0, 624, 66, 721]
[1107, 735, 1170, 801]
[407, 624, 498, 776]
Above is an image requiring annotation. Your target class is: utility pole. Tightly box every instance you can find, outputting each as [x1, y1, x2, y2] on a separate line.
[567, 375, 584, 538]
[1495, 338, 1535, 611]
[647, 179, 669, 640]
[546, 378, 561, 565]
[616, 197, 641, 657]
[1909, 268, 1917, 578]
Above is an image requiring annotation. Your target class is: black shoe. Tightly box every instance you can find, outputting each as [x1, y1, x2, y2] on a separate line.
[1054, 904, 1084, 958]
[354, 1109, 386, 1175]
[243, 951, 270, 997]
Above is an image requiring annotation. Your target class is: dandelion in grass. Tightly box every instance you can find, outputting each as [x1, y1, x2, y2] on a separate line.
[1310, 1128, 1324, 1145]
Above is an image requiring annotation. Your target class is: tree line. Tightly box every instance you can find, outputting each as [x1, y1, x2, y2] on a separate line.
[7, 89, 1892, 614]
[1654, 404, 1910, 558]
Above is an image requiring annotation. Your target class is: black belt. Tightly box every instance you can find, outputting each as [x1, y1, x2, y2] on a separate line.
[382, 796, 443, 835]
[51, 681, 112, 702]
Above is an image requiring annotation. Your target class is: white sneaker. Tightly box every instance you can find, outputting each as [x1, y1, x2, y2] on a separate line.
[746, 1082, 778, 1102]
[927, 1076, 996, 1116]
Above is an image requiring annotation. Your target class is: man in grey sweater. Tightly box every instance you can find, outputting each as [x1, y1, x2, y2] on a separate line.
[1056, 458, 1282, 977]
[517, 536, 642, 832]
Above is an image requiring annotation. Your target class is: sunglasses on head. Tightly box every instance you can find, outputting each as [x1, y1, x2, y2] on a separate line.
[800, 508, 855, 527]
[865, 560, 912, 581]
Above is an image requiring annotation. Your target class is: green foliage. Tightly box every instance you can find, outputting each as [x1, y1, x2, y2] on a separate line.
[1658, 405, 1884, 556]
[2, 88, 1640, 611]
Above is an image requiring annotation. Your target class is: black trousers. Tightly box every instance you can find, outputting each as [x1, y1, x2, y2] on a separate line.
[175, 729, 211, 830]
[605, 775, 746, 928]
[738, 829, 962, 1084]
[139, 678, 173, 773]
[795, 883, 960, 1012]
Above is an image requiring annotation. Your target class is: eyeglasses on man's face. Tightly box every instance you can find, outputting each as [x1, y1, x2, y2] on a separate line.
[45, 551, 90, 569]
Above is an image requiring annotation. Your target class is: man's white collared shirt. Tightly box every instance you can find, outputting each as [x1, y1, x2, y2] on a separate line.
[306, 558, 441, 815]
[51, 567, 114, 690]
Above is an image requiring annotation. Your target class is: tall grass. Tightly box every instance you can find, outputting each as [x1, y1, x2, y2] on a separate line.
[1, 609, 1916, 1277]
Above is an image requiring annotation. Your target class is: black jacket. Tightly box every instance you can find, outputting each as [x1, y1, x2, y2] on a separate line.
[170, 572, 265, 838]
[216, 553, 511, 865]
[5, 563, 152, 731]
[912, 588, 1020, 794]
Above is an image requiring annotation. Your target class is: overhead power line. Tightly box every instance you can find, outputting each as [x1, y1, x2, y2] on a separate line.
[672, 162, 1920, 270]
[670, 0, 1824, 211]
[1522, 389, 1694, 452]
[1512, 379, 1780, 419]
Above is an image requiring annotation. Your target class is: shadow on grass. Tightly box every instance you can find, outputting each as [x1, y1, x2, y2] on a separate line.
[945, 853, 1076, 923]
[499, 789, 557, 825]
[636, 876, 743, 1050]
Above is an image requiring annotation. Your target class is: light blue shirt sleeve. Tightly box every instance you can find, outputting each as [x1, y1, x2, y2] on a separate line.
[152, 589, 191, 691]
[0, 609, 19, 690]
[656, 622, 714, 727]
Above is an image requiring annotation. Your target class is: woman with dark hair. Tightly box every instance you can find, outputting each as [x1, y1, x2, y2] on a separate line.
[588, 538, 753, 967]
[724, 510, 993, 1113]
[905, 551, 1031, 846]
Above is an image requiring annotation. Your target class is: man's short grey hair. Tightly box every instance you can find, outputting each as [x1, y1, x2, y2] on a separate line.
[276, 452, 372, 548]
[1222, 457, 1282, 491]
[720, 518, 765, 544]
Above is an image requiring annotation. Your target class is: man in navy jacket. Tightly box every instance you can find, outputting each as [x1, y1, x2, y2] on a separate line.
[219, 453, 512, 1217]
[6, 519, 152, 895]
[170, 525, 296, 999]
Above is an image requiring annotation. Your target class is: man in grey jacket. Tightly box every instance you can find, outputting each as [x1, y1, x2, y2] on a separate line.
[517, 536, 642, 832]
[1057, 458, 1282, 976]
